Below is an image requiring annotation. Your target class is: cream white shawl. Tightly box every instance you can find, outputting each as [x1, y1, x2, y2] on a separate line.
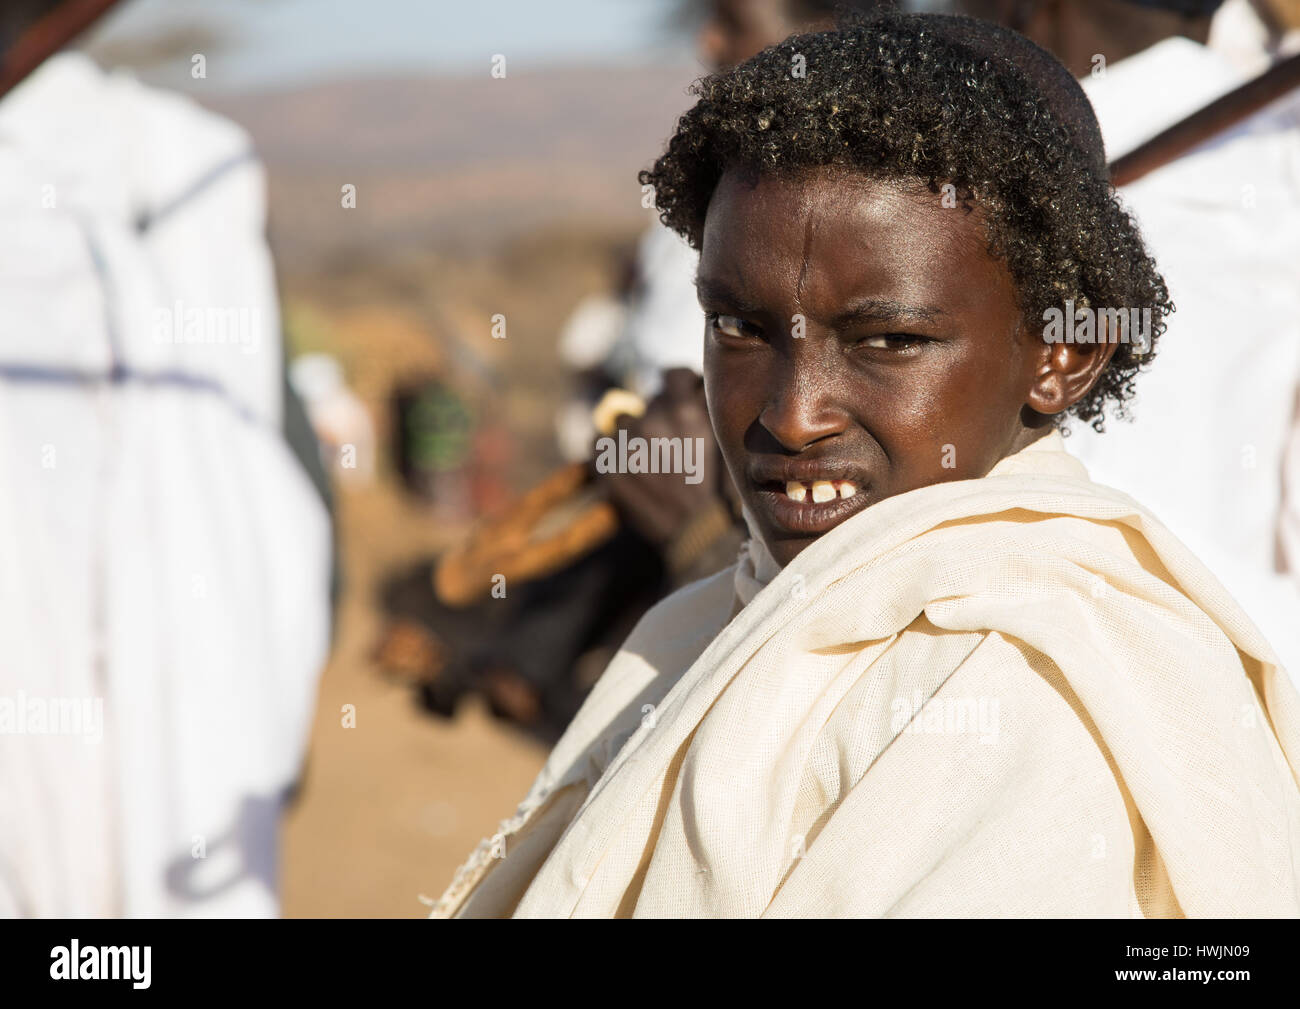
[432, 432, 1300, 918]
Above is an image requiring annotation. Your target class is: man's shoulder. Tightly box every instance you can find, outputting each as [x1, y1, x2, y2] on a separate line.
[533, 564, 739, 797]
[579, 564, 737, 726]
[623, 563, 738, 654]
[1086, 38, 1300, 200]
[1083, 37, 1244, 157]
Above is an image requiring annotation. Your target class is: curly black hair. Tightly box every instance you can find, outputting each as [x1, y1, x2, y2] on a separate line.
[639, 9, 1173, 431]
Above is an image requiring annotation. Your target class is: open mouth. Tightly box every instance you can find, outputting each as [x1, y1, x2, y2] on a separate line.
[749, 472, 872, 536]
[778, 478, 858, 503]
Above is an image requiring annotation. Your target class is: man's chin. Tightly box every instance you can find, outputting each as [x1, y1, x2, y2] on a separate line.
[761, 531, 815, 570]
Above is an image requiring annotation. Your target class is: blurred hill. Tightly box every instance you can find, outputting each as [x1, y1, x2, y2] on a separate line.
[202, 63, 700, 272]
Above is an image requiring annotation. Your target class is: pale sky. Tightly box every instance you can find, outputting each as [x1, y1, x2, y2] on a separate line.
[84, 0, 693, 92]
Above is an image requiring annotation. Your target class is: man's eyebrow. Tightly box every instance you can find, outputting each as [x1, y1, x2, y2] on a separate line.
[694, 277, 764, 314]
[831, 297, 944, 326]
[695, 280, 945, 325]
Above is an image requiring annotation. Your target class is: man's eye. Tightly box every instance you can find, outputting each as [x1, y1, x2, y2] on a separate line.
[709, 314, 753, 339]
[860, 334, 925, 351]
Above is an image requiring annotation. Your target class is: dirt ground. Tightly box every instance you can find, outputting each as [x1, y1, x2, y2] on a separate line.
[278, 228, 635, 917]
[280, 478, 549, 918]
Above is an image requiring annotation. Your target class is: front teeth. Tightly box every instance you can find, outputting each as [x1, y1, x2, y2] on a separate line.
[782, 479, 858, 502]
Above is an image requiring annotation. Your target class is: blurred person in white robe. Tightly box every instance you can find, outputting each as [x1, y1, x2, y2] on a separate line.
[1210, 0, 1300, 74]
[956, 0, 1300, 683]
[0, 4, 331, 916]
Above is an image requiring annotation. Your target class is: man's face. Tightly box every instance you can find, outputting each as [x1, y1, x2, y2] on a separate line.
[698, 167, 1048, 567]
[698, 0, 824, 70]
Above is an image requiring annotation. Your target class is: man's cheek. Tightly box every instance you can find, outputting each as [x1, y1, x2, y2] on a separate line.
[705, 385, 744, 442]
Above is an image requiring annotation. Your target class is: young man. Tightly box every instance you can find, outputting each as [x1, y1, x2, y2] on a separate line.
[432, 10, 1300, 918]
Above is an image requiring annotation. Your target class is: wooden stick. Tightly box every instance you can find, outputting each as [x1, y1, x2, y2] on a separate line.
[0, 0, 123, 100]
[1110, 51, 1300, 186]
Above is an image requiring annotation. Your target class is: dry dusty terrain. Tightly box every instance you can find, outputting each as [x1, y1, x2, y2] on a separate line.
[281, 478, 550, 918]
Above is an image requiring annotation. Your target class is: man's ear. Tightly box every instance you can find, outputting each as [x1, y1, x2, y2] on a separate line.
[1025, 322, 1119, 416]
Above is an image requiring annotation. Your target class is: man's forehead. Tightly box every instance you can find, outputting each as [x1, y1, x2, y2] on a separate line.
[700, 167, 996, 311]
[704, 166, 977, 233]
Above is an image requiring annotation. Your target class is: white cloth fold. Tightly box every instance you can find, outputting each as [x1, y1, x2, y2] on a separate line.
[434, 432, 1300, 918]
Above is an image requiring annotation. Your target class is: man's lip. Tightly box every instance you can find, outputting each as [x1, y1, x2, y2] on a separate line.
[746, 460, 872, 488]
[745, 459, 874, 535]
[749, 483, 872, 536]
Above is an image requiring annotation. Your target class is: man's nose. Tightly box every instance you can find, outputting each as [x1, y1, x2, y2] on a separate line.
[757, 354, 848, 452]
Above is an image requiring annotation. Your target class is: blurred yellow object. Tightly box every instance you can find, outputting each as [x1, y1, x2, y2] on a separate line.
[434, 463, 618, 608]
[1267, 0, 1300, 30]
[591, 388, 645, 437]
